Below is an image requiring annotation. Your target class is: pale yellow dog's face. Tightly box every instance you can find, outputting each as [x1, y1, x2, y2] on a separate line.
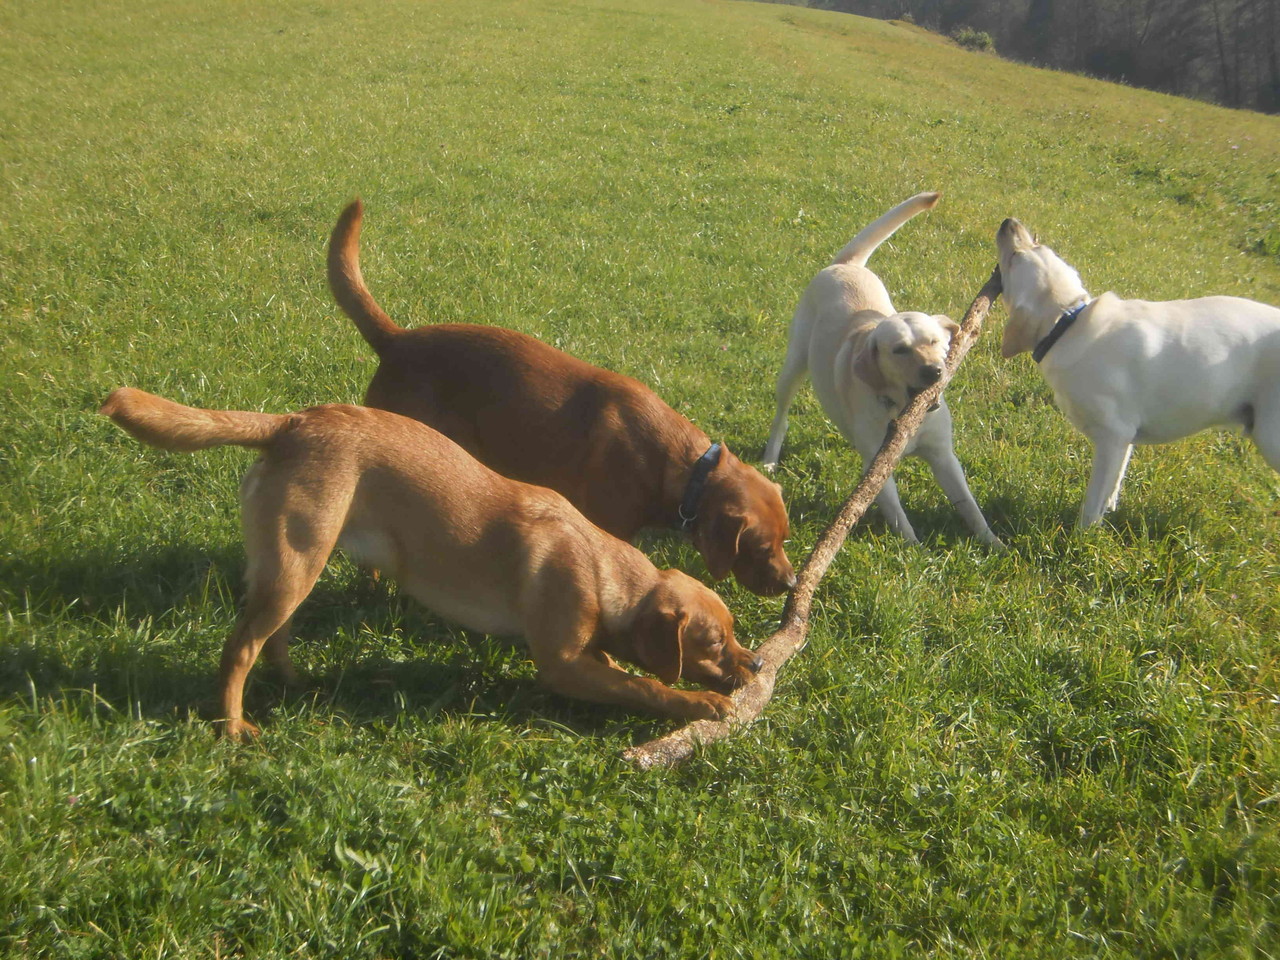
[854, 311, 958, 398]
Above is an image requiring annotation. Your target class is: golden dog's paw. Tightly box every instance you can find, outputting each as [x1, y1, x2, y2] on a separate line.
[686, 690, 735, 721]
[216, 718, 262, 743]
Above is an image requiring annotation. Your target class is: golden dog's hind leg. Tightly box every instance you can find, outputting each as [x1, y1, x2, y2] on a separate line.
[218, 608, 298, 742]
[217, 555, 330, 741]
[218, 472, 352, 741]
[262, 615, 305, 688]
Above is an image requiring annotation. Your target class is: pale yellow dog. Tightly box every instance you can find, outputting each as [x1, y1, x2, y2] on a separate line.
[765, 193, 1002, 547]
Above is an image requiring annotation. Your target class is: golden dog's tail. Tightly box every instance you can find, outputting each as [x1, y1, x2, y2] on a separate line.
[100, 388, 292, 452]
[829, 192, 941, 268]
[327, 198, 402, 356]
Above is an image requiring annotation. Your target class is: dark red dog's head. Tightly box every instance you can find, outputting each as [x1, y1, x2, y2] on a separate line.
[693, 446, 795, 597]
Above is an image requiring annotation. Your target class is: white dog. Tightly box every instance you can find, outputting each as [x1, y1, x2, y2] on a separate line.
[764, 192, 1003, 547]
[996, 216, 1280, 528]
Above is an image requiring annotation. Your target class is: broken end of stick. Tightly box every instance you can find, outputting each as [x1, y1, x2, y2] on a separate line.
[622, 666, 780, 769]
[621, 726, 705, 770]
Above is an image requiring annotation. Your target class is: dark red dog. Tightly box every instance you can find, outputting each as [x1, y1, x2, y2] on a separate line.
[328, 200, 795, 596]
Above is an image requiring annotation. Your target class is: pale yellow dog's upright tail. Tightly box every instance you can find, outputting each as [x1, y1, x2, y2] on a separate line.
[828, 191, 941, 268]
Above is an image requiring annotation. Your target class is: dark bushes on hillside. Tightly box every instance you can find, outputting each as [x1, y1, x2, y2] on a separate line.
[951, 26, 994, 52]
[807, 0, 1280, 114]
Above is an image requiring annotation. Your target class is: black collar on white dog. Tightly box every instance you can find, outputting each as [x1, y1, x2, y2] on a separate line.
[677, 443, 722, 531]
[1032, 300, 1090, 363]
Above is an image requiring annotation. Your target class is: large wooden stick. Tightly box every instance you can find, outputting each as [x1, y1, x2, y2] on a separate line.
[623, 268, 1003, 770]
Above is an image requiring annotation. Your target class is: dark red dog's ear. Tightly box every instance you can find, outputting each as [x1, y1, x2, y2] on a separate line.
[633, 603, 687, 686]
[694, 509, 746, 582]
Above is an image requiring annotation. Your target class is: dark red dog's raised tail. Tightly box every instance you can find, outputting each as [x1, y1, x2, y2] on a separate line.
[327, 198, 402, 356]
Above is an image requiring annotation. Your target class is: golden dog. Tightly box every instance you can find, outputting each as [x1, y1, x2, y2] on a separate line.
[101, 388, 762, 740]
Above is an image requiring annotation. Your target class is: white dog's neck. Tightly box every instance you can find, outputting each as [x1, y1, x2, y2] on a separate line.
[1020, 280, 1093, 350]
[1030, 296, 1093, 363]
[1047, 290, 1091, 320]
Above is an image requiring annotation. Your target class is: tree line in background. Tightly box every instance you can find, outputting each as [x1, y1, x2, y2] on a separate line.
[806, 0, 1280, 113]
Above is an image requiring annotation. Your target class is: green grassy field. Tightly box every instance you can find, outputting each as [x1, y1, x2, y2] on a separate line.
[3, 0, 1279, 955]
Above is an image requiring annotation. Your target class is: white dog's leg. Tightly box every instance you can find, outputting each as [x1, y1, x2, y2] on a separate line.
[762, 340, 810, 470]
[873, 475, 919, 542]
[850, 425, 919, 542]
[921, 448, 1004, 548]
[1249, 388, 1280, 474]
[1104, 444, 1133, 512]
[1079, 435, 1134, 528]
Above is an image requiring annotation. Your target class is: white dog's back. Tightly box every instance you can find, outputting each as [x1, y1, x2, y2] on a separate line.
[1042, 292, 1280, 444]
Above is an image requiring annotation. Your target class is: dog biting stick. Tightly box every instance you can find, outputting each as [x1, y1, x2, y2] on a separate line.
[623, 268, 1003, 769]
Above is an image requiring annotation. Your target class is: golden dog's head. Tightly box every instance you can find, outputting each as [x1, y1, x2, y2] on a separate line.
[853, 311, 958, 403]
[694, 446, 795, 597]
[629, 570, 762, 692]
[996, 218, 1090, 357]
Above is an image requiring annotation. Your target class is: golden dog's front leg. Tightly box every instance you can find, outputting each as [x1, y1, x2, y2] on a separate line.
[537, 654, 733, 721]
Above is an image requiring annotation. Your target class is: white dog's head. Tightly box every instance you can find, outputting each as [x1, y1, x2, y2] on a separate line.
[995, 218, 1091, 358]
[853, 311, 958, 404]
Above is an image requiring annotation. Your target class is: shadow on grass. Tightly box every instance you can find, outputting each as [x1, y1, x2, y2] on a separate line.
[1, 542, 249, 623]
[305, 649, 673, 744]
[0, 544, 677, 742]
[1, 542, 244, 719]
[781, 482, 1011, 549]
[1001, 496, 1211, 558]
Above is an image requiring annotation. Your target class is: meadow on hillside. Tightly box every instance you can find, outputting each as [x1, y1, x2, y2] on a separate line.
[2, 0, 1279, 956]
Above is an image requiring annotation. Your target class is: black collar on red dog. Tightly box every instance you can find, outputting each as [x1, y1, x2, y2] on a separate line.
[677, 443, 723, 531]
[1032, 300, 1090, 364]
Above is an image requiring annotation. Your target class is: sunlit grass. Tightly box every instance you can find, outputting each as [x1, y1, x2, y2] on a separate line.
[2, 0, 1278, 955]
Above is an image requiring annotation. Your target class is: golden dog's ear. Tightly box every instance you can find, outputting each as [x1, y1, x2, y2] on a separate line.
[633, 603, 687, 686]
[853, 340, 889, 392]
[935, 314, 960, 338]
[694, 509, 746, 581]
